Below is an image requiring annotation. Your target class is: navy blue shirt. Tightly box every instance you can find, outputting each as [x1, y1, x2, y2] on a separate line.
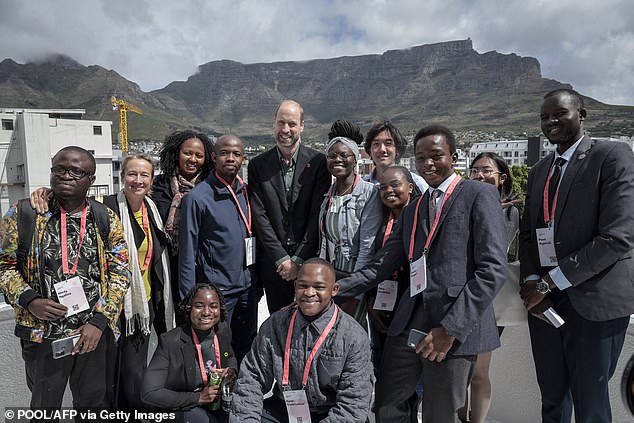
[179, 172, 252, 299]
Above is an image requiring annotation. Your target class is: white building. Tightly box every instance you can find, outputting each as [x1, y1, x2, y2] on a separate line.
[469, 136, 634, 167]
[0, 108, 115, 214]
[469, 138, 553, 166]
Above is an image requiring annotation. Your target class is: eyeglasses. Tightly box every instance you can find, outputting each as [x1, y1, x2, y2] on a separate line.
[51, 166, 93, 180]
[326, 152, 355, 161]
[469, 168, 500, 177]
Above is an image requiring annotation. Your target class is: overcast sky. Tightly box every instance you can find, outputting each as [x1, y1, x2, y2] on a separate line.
[1, 0, 633, 106]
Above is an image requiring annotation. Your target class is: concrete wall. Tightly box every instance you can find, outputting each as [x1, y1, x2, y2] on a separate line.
[488, 320, 634, 423]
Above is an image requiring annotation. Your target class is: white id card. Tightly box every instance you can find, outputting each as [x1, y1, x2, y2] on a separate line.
[53, 276, 89, 317]
[283, 389, 312, 423]
[244, 237, 256, 267]
[410, 254, 427, 297]
[373, 280, 398, 311]
[536, 227, 558, 267]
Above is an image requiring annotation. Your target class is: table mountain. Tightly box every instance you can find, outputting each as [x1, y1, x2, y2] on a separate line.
[1, 39, 632, 142]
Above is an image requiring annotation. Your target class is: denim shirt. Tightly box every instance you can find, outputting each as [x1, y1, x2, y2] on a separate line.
[318, 179, 382, 272]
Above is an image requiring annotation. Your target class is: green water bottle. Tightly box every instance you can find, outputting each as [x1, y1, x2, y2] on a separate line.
[207, 369, 222, 411]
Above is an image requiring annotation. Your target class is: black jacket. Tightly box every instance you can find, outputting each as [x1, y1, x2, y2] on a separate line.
[141, 322, 237, 410]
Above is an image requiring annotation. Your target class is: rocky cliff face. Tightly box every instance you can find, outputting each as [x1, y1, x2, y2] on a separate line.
[1, 40, 632, 140]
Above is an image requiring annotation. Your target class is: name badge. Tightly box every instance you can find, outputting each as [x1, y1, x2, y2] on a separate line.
[536, 227, 557, 267]
[53, 276, 90, 317]
[373, 280, 398, 311]
[410, 254, 427, 297]
[283, 389, 312, 423]
[245, 237, 256, 267]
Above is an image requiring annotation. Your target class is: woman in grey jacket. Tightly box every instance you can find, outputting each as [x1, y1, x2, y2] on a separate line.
[318, 133, 382, 321]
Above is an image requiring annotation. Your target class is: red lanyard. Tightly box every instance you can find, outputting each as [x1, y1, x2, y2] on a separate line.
[282, 307, 339, 388]
[408, 176, 461, 261]
[215, 171, 252, 236]
[191, 328, 221, 386]
[139, 202, 153, 272]
[60, 205, 88, 276]
[321, 174, 360, 236]
[542, 161, 561, 225]
[382, 212, 396, 247]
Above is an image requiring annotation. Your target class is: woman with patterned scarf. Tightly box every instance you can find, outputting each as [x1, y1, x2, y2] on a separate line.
[151, 130, 215, 307]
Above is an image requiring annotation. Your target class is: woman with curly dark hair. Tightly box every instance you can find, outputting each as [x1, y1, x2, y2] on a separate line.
[151, 130, 214, 304]
[142, 283, 237, 423]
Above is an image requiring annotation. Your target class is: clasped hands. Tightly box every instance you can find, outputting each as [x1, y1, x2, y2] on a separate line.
[277, 259, 299, 281]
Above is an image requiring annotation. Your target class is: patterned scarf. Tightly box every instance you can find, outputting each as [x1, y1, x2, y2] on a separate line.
[165, 172, 199, 253]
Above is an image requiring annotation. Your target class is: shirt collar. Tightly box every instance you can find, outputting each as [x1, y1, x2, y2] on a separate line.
[295, 301, 336, 333]
[277, 144, 300, 167]
[428, 172, 458, 196]
[554, 136, 584, 162]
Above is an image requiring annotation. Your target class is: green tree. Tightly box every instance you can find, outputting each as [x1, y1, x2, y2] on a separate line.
[510, 165, 530, 213]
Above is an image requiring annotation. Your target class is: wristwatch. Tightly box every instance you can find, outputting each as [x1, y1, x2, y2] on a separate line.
[536, 280, 551, 295]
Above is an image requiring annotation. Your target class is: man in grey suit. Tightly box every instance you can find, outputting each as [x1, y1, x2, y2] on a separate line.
[338, 125, 508, 423]
[519, 89, 634, 423]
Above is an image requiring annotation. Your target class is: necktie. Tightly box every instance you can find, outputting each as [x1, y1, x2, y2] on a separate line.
[548, 157, 567, 211]
[428, 189, 441, 226]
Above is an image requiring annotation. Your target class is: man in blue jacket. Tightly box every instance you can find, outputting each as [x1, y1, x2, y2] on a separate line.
[179, 134, 257, 363]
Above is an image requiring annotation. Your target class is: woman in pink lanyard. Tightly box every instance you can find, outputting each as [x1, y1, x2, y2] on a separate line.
[318, 125, 382, 323]
[464, 152, 520, 423]
[365, 165, 422, 375]
[142, 283, 237, 423]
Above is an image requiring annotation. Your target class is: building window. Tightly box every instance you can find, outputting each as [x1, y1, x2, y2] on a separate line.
[2, 119, 14, 130]
[514, 151, 519, 157]
[93, 125, 102, 135]
[88, 185, 109, 198]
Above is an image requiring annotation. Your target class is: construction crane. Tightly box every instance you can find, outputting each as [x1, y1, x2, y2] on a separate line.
[111, 96, 143, 153]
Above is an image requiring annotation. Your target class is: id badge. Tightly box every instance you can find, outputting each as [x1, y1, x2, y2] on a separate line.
[373, 280, 398, 311]
[536, 227, 557, 267]
[244, 237, 256, 267]
[283, 389, 312, 423]
[410, 254, 427, 297]
[53, 276, 90, 317]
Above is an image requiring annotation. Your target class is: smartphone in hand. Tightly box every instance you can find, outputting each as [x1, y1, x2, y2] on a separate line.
[407, 329, 428, 349]
[52, 334, 80, 359]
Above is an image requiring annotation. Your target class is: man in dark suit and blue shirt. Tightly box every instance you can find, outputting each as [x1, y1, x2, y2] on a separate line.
[519, 89, 634, 423]
[338, 125, 508, 423]
[248, 100, 331, 313]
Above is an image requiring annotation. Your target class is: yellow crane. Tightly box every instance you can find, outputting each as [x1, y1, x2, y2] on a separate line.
[111, 96, 143, 153]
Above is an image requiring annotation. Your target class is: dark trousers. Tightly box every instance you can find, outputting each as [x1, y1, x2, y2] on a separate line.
[21, 330, 113, 410]
[528, 294, 628, 423]
[224, 285, 258, 364]
[375, 306, 475, 423]
[117, 331, 150, 410]
[180, 407, 227, 423]
[258, 254, 295, 313]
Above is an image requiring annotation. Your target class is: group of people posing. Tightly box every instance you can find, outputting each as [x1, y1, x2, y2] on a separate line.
[1, 87, 634, 423]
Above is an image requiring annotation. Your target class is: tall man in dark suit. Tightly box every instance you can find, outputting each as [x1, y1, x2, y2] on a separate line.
[338, 125, 508, 423]
[519, 89, 634, 423]
[249, 100, 331, 312]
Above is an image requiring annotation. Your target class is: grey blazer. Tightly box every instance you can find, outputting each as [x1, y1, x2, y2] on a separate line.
[338, 178, 508, 355]
[519, 136, 634, 321]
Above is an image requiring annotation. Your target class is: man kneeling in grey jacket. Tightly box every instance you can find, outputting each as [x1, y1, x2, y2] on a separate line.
[230, 257, 372, 422]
